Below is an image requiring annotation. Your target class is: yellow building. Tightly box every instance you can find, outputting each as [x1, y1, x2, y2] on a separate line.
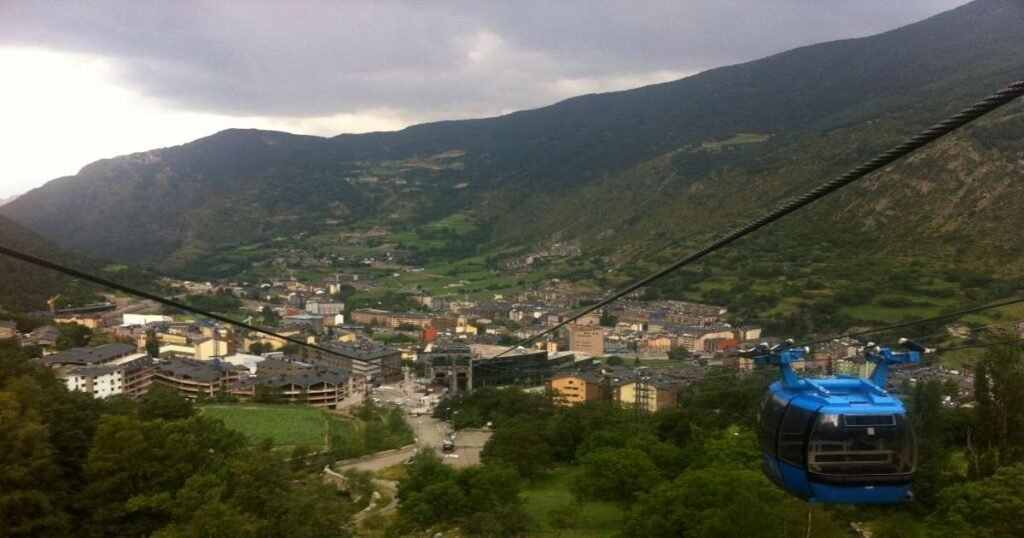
[549, 372, 604, 406]
[613, 380, 677, 412]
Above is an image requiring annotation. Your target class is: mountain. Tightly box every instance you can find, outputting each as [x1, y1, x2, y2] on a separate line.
[0, 214, 103, 313]
[3, 0, 1023, 285]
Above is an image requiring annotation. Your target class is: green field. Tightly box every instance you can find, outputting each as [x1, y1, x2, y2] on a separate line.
[201, 405, 347, 449]
[522, 466, 624, 537]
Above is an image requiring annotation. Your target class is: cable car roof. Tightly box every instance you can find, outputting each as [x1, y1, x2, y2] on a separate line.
[770, 376, 906, 414]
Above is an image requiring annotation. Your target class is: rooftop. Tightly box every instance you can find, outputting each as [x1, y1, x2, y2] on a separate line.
[231, 369, 350, 389]
[39, 343, 137, 367]
[327, 343, 400, 361]
[156, 359, 248, 383]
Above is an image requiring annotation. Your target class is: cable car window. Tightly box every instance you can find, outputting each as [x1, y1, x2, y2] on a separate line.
[807, 413, 916, 476]
[778, 405, 815, 467]
[843, 415, 895, 427]
[758, 393, 788, 456]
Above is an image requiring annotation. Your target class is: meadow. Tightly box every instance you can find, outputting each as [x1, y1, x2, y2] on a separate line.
[200, 405, 349, 449]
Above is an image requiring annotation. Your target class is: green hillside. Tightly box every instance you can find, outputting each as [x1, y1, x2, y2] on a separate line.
[0, 214, 102, 312]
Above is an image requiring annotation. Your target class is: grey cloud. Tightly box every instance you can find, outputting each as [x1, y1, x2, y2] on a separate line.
[0, 0, 970, 124]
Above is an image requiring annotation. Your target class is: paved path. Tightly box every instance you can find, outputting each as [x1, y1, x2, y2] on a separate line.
[337, 411, 492, 471]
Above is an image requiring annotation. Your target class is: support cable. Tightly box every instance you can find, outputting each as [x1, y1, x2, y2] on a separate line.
[496, 78, 1024, 358]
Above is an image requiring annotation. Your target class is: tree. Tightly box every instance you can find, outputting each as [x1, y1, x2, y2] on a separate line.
[260, 306, 280, 327]
[599, 311, 618, 327]
[55, 323, 91, 350]
[970, 343, 1024, 476]
[79, 415, 246, 536]
[248, 341, 271, 354]
[0, 391, 68, 537]
[480, 416, 554, 479]
[668, 347, 691, 361]
[930, 463, 1024, 537]
[138, 385, 195, 421]
[572, 447, 662, 505]
[623, 466, 844, 538]
[145, 329, 160, 357]
[604, 355, 625, 366]
[396, 453, 528, 537]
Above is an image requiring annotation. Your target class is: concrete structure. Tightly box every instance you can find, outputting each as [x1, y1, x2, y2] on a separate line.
[420, 341, 474, 393]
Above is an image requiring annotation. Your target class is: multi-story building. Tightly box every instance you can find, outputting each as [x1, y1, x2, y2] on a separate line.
[157, 337, 231, 360]
[549, 371, 606, 406]
[350, 309, 434, 329]
[735, 325, 763, 342]
[673, 325, 735, 353]
[153, 359, 249, 399]
[24, 325, 59, 349]
[470, 345, 583, 388]
[39, 343, 137, 368]
[639, 336, 673, 356]
[306, 343, 402, 384]
[611, 377, 678, 412]
[38, 344, 154, 399]
[230, 369, 353, 408]
[283, 313, 325, 331]
[61, 355, 155, 399]
[305, 300, 345, 316]
[567, 325, 605, 355]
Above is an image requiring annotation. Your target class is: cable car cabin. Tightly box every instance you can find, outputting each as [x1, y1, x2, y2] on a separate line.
[748, 340, 922, 504]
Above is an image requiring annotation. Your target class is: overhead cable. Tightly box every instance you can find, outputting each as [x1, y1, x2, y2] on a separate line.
[496, 78, 1024, 358]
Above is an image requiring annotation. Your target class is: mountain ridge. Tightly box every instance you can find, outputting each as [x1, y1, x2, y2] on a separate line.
[2, 0, 1022, 284]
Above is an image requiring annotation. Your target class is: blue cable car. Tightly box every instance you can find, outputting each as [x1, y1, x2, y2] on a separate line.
[746, 339, 922, 504]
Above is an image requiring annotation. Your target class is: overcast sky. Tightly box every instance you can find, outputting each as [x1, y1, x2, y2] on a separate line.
[0, 0, 970, 198]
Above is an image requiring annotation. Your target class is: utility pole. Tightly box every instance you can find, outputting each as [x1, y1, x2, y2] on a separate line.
[633, 358, 648, 423]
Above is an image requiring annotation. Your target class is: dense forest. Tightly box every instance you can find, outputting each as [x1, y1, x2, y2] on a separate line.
[3, 331, 1024, 536]
[415, 343, 1024, 537]
[0, 339, 388, 537]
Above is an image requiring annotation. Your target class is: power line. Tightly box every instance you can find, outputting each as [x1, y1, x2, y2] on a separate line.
[799, 296, 1024, 349]
[496, 78, 1024, 358]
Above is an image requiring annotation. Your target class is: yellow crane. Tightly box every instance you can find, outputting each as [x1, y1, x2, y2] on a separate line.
[46, 295, 62, 314]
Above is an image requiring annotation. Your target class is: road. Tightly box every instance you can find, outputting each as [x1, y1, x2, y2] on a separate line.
[338, 385, 492, 471]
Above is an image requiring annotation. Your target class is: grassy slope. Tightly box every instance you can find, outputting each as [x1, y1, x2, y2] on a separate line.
[201, 404, 354, 449]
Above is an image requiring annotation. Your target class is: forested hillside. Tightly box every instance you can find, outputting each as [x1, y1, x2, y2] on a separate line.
[0, 215, 100, 313]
